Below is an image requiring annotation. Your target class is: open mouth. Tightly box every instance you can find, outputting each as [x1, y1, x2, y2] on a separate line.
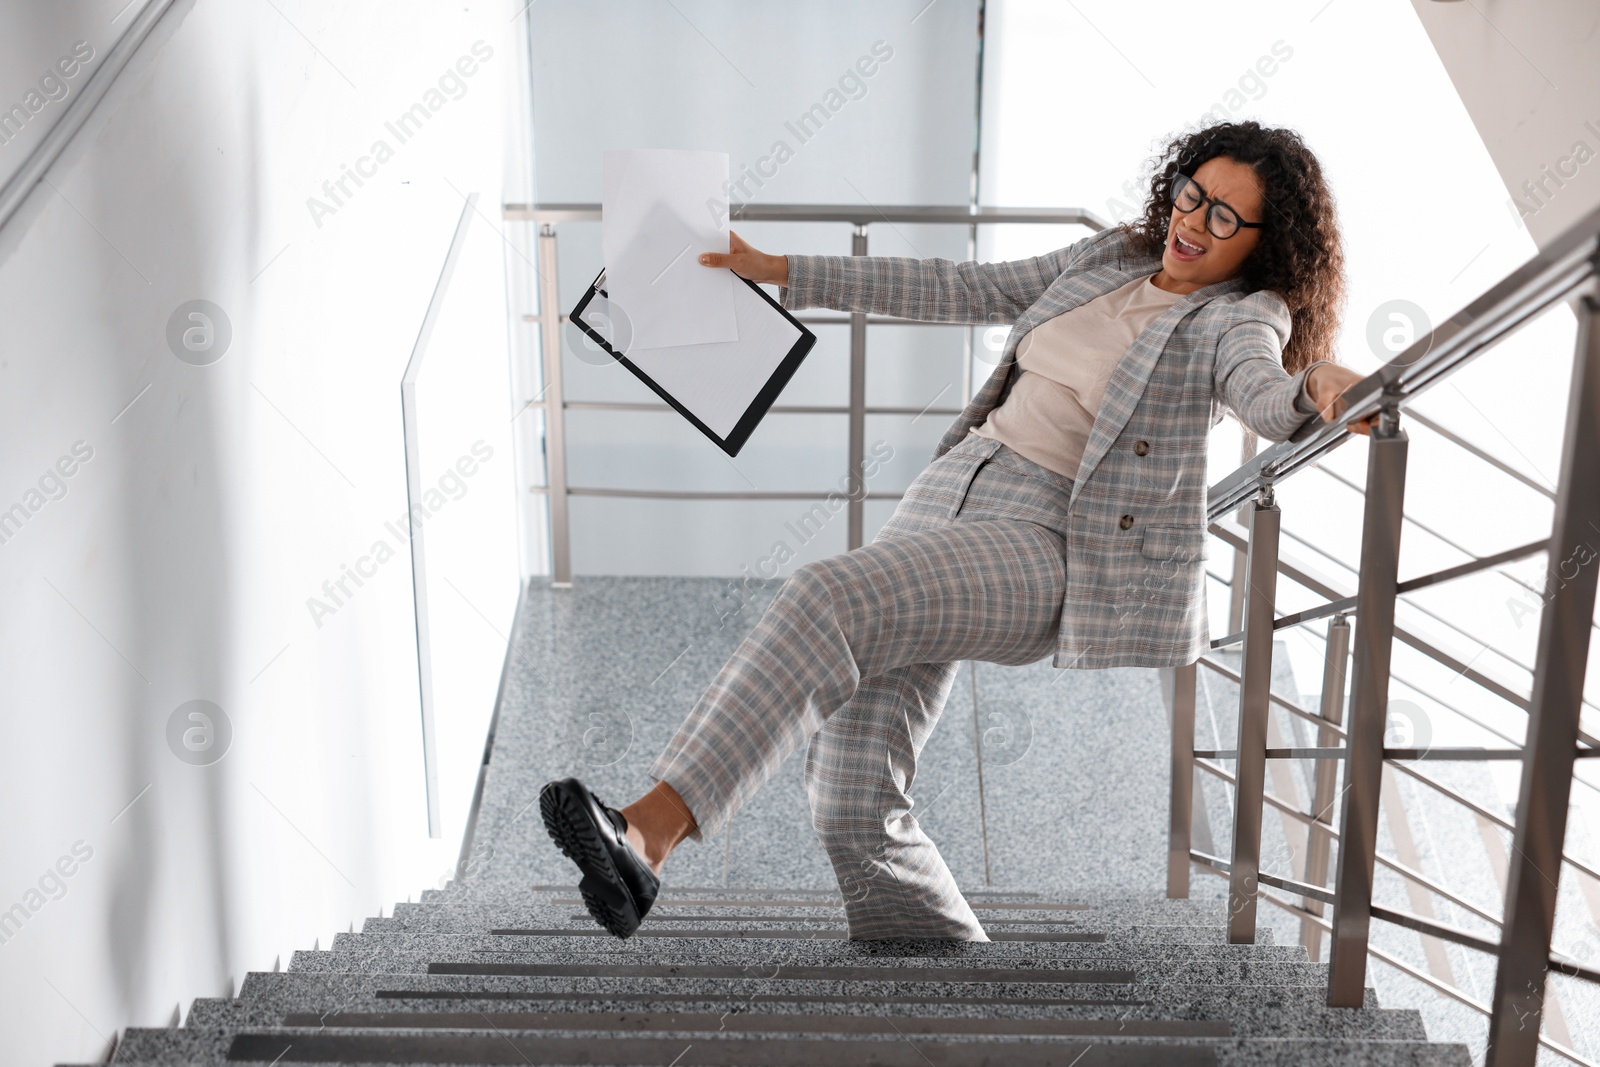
[1170, 230, 1206, 262]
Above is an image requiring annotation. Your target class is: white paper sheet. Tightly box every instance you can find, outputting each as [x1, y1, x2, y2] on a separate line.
[582, 277, 801, 440]
[602, 149, 738, 350]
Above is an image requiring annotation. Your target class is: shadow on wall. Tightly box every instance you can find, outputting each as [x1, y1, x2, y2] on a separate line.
[0, 0, 243, 1038]
[87, 0, 239, 1020]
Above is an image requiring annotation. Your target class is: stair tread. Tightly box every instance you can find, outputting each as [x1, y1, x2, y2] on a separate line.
[182, 995, 1426, 1041]
[107, 1026, 1471, 1067]
[321, 934, 1299, 966]
[85, 884, 1476, 1064]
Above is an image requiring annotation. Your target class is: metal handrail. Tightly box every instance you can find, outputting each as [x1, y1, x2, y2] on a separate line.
[1305, 463, 1600, 687]
[506, 203, 1111, 227]
[510, 201, 1107, 584]
[1205, 201, 1600, 519]
[1172, 200, 1600, 1067]
[1209, 521, 1600, 748]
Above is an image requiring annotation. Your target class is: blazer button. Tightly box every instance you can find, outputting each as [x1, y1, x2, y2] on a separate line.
[1134, 440, 1150, 456]
[1119, 514, 1134, 530]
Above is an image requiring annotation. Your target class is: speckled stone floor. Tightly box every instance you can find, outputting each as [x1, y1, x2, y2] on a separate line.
[82, 577, 1483, 1066]
[467, 575, 1193, 903]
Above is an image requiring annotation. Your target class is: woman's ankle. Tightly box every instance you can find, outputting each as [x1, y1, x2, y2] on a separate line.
[620, 780, 698, 875]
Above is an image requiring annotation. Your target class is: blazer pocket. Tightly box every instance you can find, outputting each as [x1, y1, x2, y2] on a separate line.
[1139, 523, 1210, 562]
[943, 434, 1002, 519]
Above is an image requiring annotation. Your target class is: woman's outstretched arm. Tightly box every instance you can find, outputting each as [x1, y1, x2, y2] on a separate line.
[701, 230, 1093, 326]
[1214, 320, 1376, 441]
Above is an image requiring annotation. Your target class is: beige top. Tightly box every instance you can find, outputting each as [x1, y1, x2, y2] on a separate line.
[974, 273, 1185, 481]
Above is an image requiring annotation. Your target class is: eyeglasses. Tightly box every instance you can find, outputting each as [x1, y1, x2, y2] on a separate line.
[1171, 172, 1264, 240]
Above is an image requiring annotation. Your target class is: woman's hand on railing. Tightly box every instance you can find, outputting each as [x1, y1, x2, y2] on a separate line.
[699, 231, 789, 287]
[1307, 363, 1379, 436]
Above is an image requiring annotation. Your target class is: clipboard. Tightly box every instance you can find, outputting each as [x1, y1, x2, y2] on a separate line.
[570, 268, 817, 457]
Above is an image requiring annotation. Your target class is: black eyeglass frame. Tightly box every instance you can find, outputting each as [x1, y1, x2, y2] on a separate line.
[1170, 172, 1264, 240]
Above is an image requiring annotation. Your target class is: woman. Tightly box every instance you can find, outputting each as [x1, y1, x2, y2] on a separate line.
[540, 120, 1375, 941]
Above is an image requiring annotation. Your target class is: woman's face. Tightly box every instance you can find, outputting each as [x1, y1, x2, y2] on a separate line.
[1160, 155, 1264, 290]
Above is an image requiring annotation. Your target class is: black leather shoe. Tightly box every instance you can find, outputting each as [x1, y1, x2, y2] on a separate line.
[539, 777, 660, 938]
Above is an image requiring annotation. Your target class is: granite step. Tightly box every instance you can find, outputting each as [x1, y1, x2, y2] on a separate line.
[323, 929, 1309, 962]
[185, 983, 1426, 1041]
[401, 888, 1240, 923]
[359, 914, 1253, 946]
[286, 945, 1327, 986]
[230, 966, 1379, 1009]
[77, 880, 1481, 1067]
[108, 1024, 1472, 1067]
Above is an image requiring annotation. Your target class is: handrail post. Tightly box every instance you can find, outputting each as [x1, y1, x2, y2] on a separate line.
[1328, 402, 1409, 1007]
[847, 224, 868, 550]
[1227, 429, 1258, 635]
[1167, 660, 1198, 898]
[1485, 289, 1600, 1066]
[1227, 485, 1281, 943]
[1302, 614, 1351, 959]
[536, 223, 572, 586]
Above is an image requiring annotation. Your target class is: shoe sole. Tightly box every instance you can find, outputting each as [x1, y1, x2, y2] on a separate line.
[539, 783, 640, 939]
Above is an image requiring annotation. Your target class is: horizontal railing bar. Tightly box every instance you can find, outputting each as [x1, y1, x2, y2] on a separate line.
[529, 487, 910, 502]
[1210, 523, 1600, 751]
[1193, 760, 1535, 931]
[1206, 523, 1548, 638]
[1194, 759, 1320, 828]
[1397, 746, 1600, 761]
[1248, 884, 1497, 1017]
[561, 400, 964, 417]
[1267, 598, 1356, 630]
[1550, 953, 1600, 986]
[1208, 627, 1246, 651]
[1195, 746, 1597, 762]
[1375, 854, 1506, 933]
[1299, 452, 1600, 673]
[1325, 630, 1600, 779]
[1249, 883, 1600, 1067]
[1196, 851, 1344, 911]
[1312, 463, 1600, 681]
[505, 203, 1112, 228]
[1390, 537, 1553, 596]
[1370, 905, 1502, 956]
[1383, 759, 1600, 884]
[1262, 871, 1337, 906]
[1206, 202, 1600, 519]
[1402, 408, 1557, 501]
[1385, 758, 1521, 836]
[1194, 654, 1346, 738]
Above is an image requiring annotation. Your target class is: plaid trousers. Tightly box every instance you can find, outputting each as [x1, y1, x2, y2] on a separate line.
[649, 431, 1075, 939]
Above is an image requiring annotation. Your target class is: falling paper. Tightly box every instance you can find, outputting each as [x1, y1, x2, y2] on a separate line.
[602, 148, 738, 350]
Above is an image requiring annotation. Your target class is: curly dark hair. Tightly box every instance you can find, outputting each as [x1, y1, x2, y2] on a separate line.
[1120, 120, 1345, 374]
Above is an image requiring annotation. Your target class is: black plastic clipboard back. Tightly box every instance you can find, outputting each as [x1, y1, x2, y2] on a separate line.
[568, 269, 817, 457]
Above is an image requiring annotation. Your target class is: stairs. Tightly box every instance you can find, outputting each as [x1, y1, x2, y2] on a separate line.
[81, 883, 1474, 1066]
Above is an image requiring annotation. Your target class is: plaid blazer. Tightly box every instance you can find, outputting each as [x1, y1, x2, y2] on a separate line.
[780, 225, 1329, 670]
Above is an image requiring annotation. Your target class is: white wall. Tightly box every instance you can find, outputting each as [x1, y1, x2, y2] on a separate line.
[1410, 0, 1600, 249]
[0, 3, 520, 1064]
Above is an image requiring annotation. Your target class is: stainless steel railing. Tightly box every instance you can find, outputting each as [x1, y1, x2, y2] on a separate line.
[503, 202, 1108, 584]
[1167, 200, 1600, 1067]
[507, 195, 1600, 1064]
